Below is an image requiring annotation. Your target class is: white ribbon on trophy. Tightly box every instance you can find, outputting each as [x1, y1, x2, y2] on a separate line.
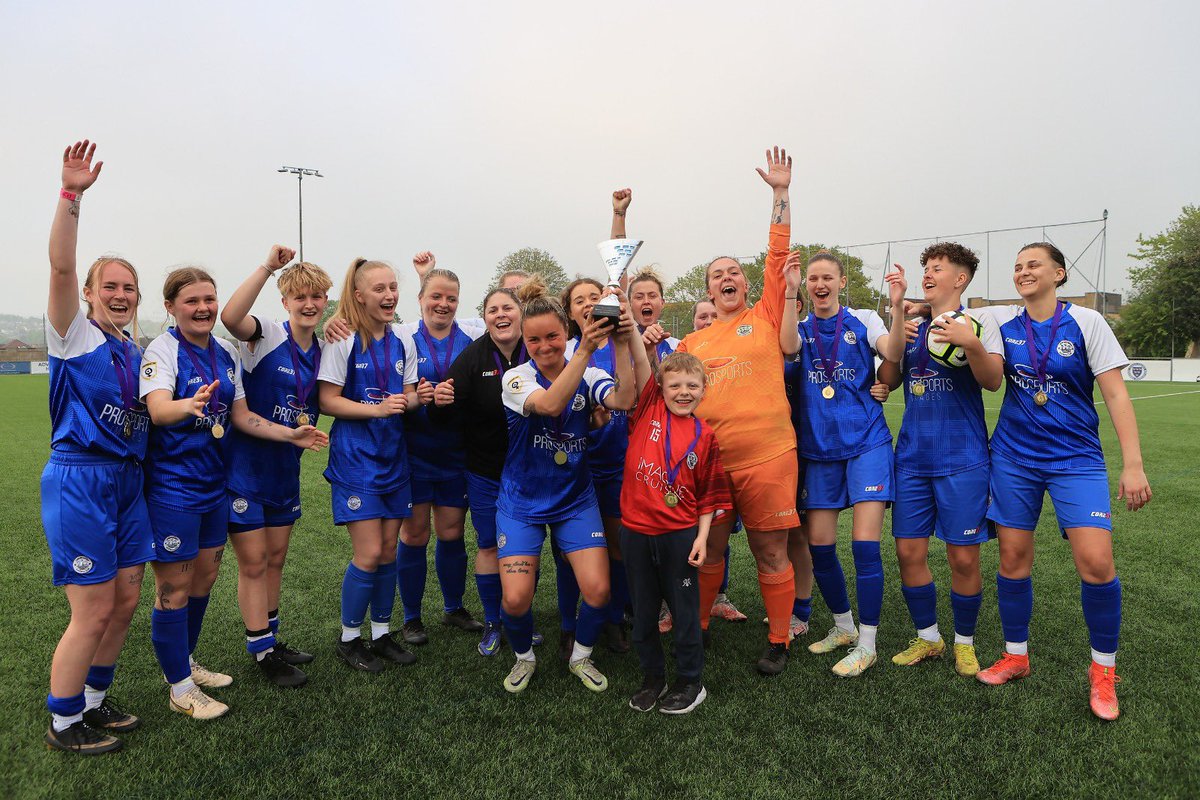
[593, 238, 644, 325]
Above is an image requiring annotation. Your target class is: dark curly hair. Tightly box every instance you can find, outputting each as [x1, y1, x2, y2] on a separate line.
[919, 242, 980, 277]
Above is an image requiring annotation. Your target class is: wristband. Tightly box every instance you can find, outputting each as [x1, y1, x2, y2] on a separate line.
[60, 189, 80, 202]
[785, 295, 798, 300]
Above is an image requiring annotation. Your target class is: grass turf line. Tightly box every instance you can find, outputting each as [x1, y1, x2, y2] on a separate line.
[0, 376, 1197, 799]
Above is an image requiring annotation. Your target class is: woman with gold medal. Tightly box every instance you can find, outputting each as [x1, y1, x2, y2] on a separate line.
[494, 277, 637, 694]
[220, 246, 335, 686]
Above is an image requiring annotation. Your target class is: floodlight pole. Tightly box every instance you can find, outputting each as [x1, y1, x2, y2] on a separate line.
[277, 166, 323, 263]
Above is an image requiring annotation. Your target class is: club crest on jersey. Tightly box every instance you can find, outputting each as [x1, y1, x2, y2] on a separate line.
[497, 533, 507, 549]
[232, 498, 249, 514]
[163, 535, 182, 553]
[142, 361, 157, 379]
[687, 452, 698, 469]
[571, 394, 586, 412]
[736, 325, 752, 336]
[226, 367, 236, 382]
[347, 495, 362, 511]
[508, 376, 524, 393]
[843, 330, 857, 345]
[394, 359, 405, 375]
[72, 556, 94, 574]
[1056, 340, 1075, 357]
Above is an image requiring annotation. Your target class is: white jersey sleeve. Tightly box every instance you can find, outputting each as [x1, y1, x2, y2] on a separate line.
[583, 366, 616, 407]
[318, 336, 354, 387]
[393, 325, 421, 386]
[216, 337, 246, 401]
[239, 318, 288, 372]
[139, 333, 179, 400]
[849, 309, 889, 352]
[972, 304, 1022, 329]
[501, 363, 539, 417]
[1070, 305, 1127, 376]
[458, 318, 487, 340]
[46, 309, 106, 360]
[975, 310, 1004, 356]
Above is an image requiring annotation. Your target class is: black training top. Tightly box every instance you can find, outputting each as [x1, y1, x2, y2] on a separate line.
[428, 333, 528, 482]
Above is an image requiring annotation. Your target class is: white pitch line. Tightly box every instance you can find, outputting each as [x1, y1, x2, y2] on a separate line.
[1095, 389, 1200, 406]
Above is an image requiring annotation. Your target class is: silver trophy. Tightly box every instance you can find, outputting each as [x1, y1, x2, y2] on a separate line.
[593, 238, 644, 327]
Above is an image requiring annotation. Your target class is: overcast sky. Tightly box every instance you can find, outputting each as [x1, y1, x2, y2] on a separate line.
[2, 1, 1197, 325]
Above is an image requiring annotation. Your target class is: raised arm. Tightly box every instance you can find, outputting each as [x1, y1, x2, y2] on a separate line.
[412, 252, 435, 285]
[1096, 369, 1151, 512]
[874, 264, 909, 363]
[779, 251, 804, 356]
[610, 189, 631, 240]
[48, 140, 104, 336]
[604, 293, 638, 411]
[524, 321, 609, 417]
[755, 146, 792, 327]
[222, 245, 295, 342]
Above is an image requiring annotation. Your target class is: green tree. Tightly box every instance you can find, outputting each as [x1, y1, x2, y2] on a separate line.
[478, 248, 570, 314]
[1117, 206, 1200, 358]
[665, 244, 881, 313]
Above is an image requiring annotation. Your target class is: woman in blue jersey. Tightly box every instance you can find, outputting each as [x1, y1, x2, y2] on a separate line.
[430, 285, 532, 656]
[779, 251, 908, 678]
[318, 258, 422, 674]
[41, 140, 152, 754]
[141, 266, 327, 719]
[496, 277, 637, 694]
[395, 256, 487, 646]
[972, 242, 1150, 721]
[220, 246, 335, 686]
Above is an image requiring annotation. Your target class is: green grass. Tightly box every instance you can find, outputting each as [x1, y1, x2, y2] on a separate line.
[1, 376, 1197, 799]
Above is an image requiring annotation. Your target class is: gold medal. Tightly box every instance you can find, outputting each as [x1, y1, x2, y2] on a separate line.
[664, 492, 679, 508]
[123, 419, 133, 438]
[211, 423, 225, 439]
[1034, 390, 1049, 407]
[821, 385, 835, 400]
[297, 412, 311, 426]
[553, 450, 568, 466]
[911, 381, 926, 397]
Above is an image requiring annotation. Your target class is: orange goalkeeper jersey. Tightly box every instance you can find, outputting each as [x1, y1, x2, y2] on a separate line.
[677, 223, 795, 471]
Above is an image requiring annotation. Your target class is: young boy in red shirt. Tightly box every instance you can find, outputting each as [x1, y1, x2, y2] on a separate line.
[620, 350, 732, 714]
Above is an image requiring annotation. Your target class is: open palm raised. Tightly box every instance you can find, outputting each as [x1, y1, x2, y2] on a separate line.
[62, 140, 103, 194]
[755, 146, 792, 189]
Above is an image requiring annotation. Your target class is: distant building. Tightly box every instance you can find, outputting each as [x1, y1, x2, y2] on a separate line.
[967, 292, 1122, 317]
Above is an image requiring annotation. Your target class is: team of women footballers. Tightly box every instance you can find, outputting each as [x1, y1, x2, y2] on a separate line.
[39, 140, 1151, 753]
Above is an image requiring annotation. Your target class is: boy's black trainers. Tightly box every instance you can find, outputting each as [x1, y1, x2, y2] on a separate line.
[274, 641, 315, 665]
[401, 618, 429, 646]
[45, 721, 122, 755]
[659, 682, 707, 715]
[369, 633, 417, 665]
[335, 637, 385, 673]
[756, 642, 789, 676]
[82, 696, 140, 731]
[258, 650, 308, 687]
[628, 674, 668, 712]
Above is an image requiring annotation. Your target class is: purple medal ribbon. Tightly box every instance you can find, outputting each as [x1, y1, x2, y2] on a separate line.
[284, 321, 321, 420]
[663, 414, 702, 488]
[912, 320, 932, 381]
[418, 320, 459, 383]
[807, 308, 845, 387]
[170, 327, 219, 415]
[366, 331, 392, 397]
[492, 342, 528, 374]
[1021, 301, 1064, 393]
[91, 321, 137, 412]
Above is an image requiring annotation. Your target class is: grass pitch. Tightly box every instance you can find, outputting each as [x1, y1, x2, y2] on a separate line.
[1, 376, 1197, 799]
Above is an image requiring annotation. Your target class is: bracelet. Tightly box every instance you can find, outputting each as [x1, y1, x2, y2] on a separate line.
[785, 295, 798, 300]
[260, 264, 276, 275]
[60, 188, 80, 202]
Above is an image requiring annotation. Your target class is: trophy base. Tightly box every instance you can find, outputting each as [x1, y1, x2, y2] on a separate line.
[591, 302, 621, 328]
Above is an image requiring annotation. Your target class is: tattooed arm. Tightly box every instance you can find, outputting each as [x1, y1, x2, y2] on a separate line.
[610, 188, 631, 240]
[755, 146, 792, 226]
[231, 398, 329, 451]
[49, 140, 103, 337]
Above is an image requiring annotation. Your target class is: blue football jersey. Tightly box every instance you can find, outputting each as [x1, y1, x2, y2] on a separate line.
[226, 319, 322, 507]
[499, 361, 615, 523]
[790, 308, 892, 462]
[566, 338, 628, 480]
[318, 325, 419, 493]
[46, 310, 151, 460]
[894, 311, 1003, 477]
[139, 329, 244, 510]
[986, 303, 1127, 470]
[400, 319, 484, 482]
